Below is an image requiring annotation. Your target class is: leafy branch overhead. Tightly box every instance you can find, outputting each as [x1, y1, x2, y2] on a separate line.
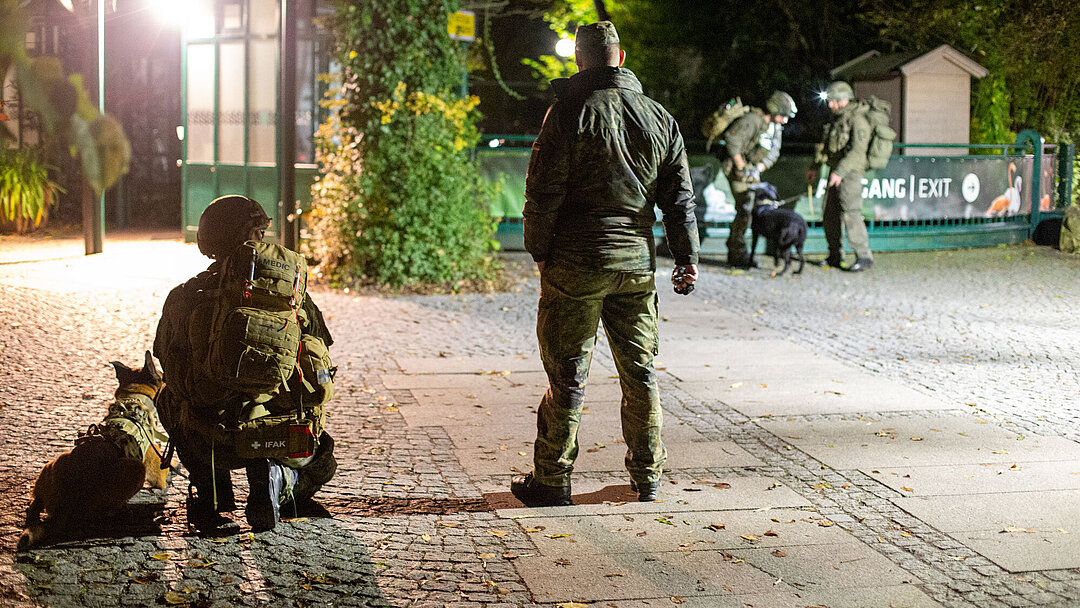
[0, 0, 130, 196]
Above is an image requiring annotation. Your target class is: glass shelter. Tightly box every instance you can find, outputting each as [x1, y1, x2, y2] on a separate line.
[180, 0, 329, 241]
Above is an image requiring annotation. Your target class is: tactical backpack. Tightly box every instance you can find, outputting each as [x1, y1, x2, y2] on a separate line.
[861, 96, 897, 170]
[702, 98, 750, 151]
[206, 240, 308, 394]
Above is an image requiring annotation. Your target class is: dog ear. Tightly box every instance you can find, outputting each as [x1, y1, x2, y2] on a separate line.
[111, 361, 135, 385]
[143, 350, 163, 382]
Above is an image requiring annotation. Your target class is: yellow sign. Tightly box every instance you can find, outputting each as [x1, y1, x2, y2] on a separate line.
[448, 10, 475, 42]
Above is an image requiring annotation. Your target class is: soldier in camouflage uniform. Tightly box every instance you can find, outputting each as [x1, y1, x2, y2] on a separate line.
[511, 21, 699, 507]
[154, 196, 337, 533]
[717, 91, 797, 267]
[807, 81, 873, 272]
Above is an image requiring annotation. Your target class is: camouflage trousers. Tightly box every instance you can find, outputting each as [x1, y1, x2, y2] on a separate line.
[725, 182, 752, 264]
[533, 263, 666, 487]
[823, 173, 873, 262]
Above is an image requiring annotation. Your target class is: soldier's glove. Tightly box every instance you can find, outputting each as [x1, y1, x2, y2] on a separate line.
[672, 265, 696, 296]
[738, 166, 761, 183]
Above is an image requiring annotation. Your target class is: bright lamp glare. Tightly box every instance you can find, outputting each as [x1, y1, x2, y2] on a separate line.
[153, 0, 214, 36]
[817, 91, 829, 101]
[555, 37, 576, 58]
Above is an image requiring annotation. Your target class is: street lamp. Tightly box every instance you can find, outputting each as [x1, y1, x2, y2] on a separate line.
[555, 37, 575, 59]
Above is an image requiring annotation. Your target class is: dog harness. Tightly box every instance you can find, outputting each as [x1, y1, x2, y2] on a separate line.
[77, 388, 168, 462]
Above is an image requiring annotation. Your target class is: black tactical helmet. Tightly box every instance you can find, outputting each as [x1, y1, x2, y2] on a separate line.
[766, 91, 797, 118]
[197, 195, 271, 259]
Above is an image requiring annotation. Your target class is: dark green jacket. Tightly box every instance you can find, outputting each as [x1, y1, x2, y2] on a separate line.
[721, 109, 782, 177]
[815, 101, 872, 177]
[524, 67, 699, 271]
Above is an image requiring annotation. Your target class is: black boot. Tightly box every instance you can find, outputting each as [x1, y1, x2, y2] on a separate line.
[186, 486, 239, 536]
[510, 472, 572, 507]
[630, 479, 661, 502]
[245, 459, 296, 531]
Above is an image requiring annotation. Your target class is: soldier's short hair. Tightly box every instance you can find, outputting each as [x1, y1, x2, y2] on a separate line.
[575, 21, 620, 68]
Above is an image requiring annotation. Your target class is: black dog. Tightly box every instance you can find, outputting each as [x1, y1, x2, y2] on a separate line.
[749, 200, 807, 277]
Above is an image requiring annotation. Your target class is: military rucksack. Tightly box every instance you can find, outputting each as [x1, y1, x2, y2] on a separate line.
[861, 96, 897, 170]
[702, 98, 750, 151]
[205, 240, 308, 395]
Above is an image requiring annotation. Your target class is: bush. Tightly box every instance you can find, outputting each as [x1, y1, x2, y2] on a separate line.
[305, 0, 498, 290]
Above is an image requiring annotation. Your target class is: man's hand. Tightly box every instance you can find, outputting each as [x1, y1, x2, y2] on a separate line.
[672, 264, 698, 295]
[828, 172, 843, 187]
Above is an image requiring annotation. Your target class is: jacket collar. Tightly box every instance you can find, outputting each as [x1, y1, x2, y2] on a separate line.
[551, 67, 642, 101]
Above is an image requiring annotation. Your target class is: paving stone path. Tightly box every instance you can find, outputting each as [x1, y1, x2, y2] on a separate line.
[1, 235, 1079, 608]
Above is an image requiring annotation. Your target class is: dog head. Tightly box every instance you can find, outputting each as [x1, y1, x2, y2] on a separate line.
[110, 351, 164, 399]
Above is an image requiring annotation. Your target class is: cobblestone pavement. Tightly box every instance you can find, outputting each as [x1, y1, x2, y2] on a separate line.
[1, 235, 1079, 607]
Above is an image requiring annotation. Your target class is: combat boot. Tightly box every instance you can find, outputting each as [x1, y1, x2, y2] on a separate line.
[186, 487, 239, 536]
[245, 459, 297, 531]
[630, 479, 661, 502]
[510, 472, 572, 507]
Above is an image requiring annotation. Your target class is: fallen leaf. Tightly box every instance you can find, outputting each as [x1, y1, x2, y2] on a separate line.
[730, 382, 743, 388]
[546, 534, 573, 539]
[604, 572, 626, 577]
[714, 482, 732, 489]
[161, 591, 189, 605]
[763, 530, 778, 537]
[478, 553, 496, 559]
[817, 520, 835, 527]
[992, 450, 1009, 454]
[554, 558, 572, 566]
[150, 553, 172, 561]
[741, 534, 758, 541]
[556, 603, 589, 608]
[422, 534, 431, 542]
[436, 521, 461, 528]
[900, 486, 915, 492]
[656, 517, 675, 526]
[771, 550, 787, 557]
[1001, 526, 1039, 533]
[671, 597, 685, 604]
[704, 524, 726, 531]
[910, 437, 923, 441]
[488, 529, 509, 537]
[810, 483, 832, 490]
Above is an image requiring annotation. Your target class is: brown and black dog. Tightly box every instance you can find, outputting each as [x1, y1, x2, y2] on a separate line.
[18, 351, 170, 551]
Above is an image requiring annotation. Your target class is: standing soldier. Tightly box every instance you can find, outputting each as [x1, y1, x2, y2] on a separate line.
[716, 91, 797, 267]
[807, 81, 874, 272]
[512, 21, 699, 506]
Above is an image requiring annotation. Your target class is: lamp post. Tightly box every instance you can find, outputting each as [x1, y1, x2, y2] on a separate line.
[82, 0, 106, 255]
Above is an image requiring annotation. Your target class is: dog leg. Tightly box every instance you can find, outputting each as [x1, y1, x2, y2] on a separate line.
[748, 231, 760, 269]
[795, 242, 805, 274]
[145, 447, 169, 490]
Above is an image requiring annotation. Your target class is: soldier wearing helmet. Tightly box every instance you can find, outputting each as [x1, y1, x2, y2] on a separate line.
[806, 80, 874, 272]
[154, 195, 337, 534]
[711, 90, 797, 267]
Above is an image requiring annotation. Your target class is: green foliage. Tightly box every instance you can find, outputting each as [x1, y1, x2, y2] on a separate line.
[863, 0, 1080, 143]
[307, 0, 498, 290]
[0, 0, 130, 196]
[520, 0, 595, 88]
[0, 147, 63, 231]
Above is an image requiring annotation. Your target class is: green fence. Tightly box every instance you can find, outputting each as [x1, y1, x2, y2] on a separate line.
[480, 130, 1074, 255]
